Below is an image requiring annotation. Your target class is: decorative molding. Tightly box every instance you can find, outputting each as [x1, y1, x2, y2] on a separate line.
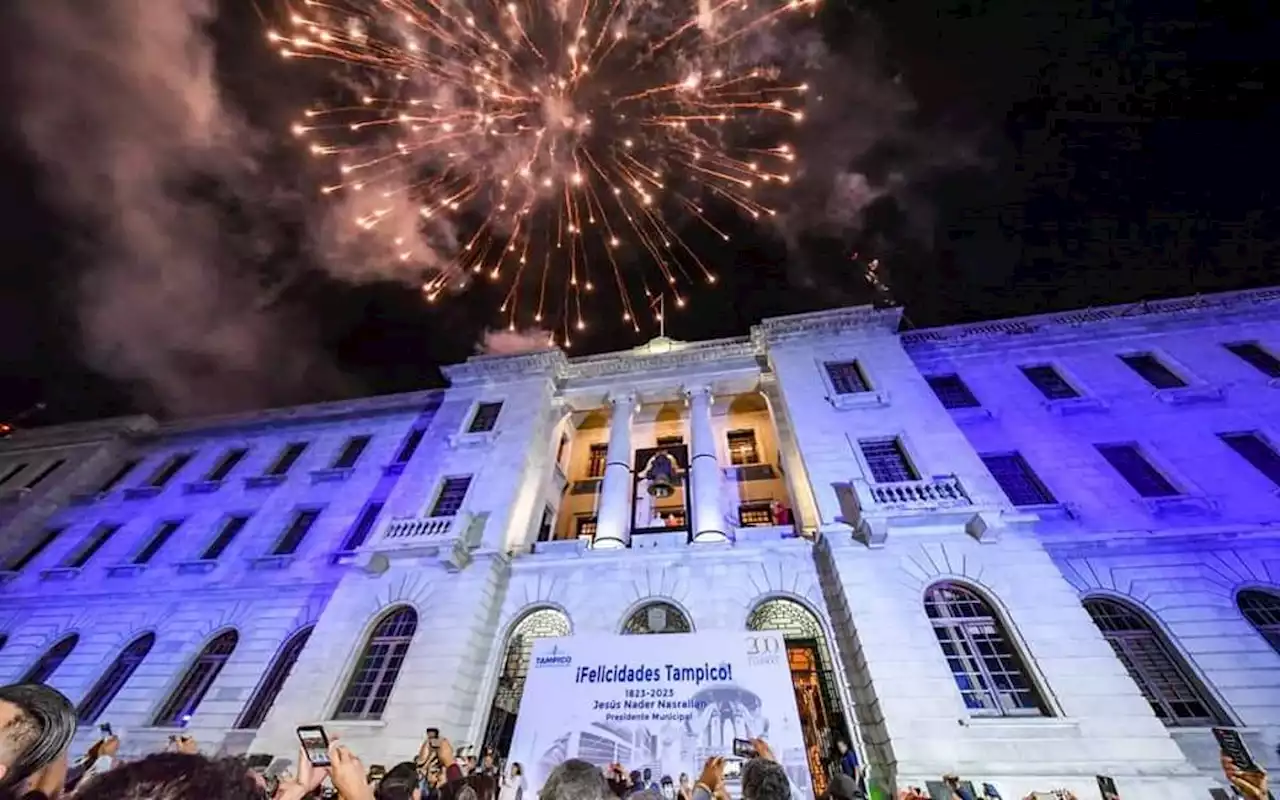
[0, 415, 157, 451]
[751, 305, 903, 347]
[442, 349, 567, 385]
[902, 287, 1280, 349]
[155, 390, 446, 438]
[563, 337, 757, 380]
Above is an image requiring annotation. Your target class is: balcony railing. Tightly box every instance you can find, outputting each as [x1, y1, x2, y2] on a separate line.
[854, 475, 971, 511]
[384, 515, 461, 540]
[372, 512, 481, 571]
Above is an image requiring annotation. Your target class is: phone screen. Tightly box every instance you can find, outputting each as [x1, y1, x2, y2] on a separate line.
[297, 726, 331, 767]
[732, 738, 756, 759]
[1095, 775, 1118, 800]
[723, 760, 742, 780]
[1213, 727, 1260, 774]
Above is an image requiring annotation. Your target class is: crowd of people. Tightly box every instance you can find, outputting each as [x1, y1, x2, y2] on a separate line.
[0, 682, 1271, 800]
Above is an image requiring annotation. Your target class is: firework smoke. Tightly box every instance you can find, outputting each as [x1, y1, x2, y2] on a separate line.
[8, 0, 349, 415]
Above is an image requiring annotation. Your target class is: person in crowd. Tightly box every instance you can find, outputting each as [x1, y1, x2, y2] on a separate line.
[79, 735, 121, 785]
[540, 760, 611, 800]
[942, 774, 977, 800]
[376, 762, 424, 800]
[826, 774, 860, 800]
[1223, 754, 1269, 800]
[833, 741, 858, 782]
[641, 770, 659, 794]
[603, 764, 628, 798]
[677, 774, 692, 800]
[499, 762, 524, 800]
[73, 753, 267, 800]
[626, 772, 643, 797]
[477, 750, 500, 779]
[0, 683, 76, 795]
[659, 776, 675, 800]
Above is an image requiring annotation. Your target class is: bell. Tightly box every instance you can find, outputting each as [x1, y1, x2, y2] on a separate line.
[644, 451, 678, 498]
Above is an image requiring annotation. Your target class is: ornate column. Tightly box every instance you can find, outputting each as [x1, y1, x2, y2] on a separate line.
[685, 385, 728, 543]
[593, 392, 636, 549]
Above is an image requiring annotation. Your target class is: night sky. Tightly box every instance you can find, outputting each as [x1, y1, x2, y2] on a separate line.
[0, 0, 1276, 427]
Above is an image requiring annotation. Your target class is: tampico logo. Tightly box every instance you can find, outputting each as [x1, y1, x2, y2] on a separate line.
[746, 635, 782, 666]
[534, 644, 573, 668]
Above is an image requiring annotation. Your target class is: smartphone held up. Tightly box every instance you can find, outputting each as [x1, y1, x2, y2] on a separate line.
[297, 725, 332, 767]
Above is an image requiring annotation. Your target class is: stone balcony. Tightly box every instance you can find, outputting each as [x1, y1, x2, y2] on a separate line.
[853, 474, 971, 511]
[845, 474, 990, 546]
[367, 511, 484, 571]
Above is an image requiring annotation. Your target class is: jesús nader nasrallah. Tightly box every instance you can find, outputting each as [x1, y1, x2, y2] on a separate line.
[574, 662, 733, 684]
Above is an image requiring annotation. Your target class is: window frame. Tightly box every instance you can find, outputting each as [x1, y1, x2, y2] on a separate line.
[856, 437, 921, 483]
[341, 502, 385, 552]
[205, 448, 249, 482]
[135, 520, 184, 565]
[394, 429, 426, 465]
[63, 523, 122, 569]
[467, 402, 504, 434]
[77, 633, 156, 723]
[822, 360, 872, 395]
[1118, 352, 1189, 390]
[926, 374, 981, 409]
[1236, 589, 1280, 655]
[726, 429, 761, 466]
[586, 443, 608, 479]
[429, 475, 472, 517]
[1095, 442, 1182, 498]
[980, 452, 1056, 507]
[1224, 342, 1280, 379]
[0, 462, 27, 488]
[147, 452, 196, 488]
[151, 630, 239, 728]
[331, 435, 372, 470]
[24, 459, 66, 490]
[266, 442, 309, 477]
[20, 634, 79, 684]
[235, 626, 314, 729]
[924, 582, 1049, 717]
[1019, 364, 1082, 400]
[332, 607, 418, 721]
[5, 527, 62, 572]
[575, 515, 598, 541]
[201, 514, 252, 561]
[1083, 596, 1225, 727]
[1219, 431, 1280, 488]
[273, 508, 323, 556]
[98, 460, 139, 493]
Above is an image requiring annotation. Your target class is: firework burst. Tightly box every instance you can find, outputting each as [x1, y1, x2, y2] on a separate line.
[272, 0, 815, 345]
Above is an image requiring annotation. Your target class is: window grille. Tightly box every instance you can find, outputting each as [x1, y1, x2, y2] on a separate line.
[334, 608, 418, 720]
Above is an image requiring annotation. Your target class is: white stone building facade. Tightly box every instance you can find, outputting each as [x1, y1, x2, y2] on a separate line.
[2, 287, 1280, 800]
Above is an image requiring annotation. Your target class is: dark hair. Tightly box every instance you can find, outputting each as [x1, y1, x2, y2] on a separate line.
[376, 761, 421, 800]
[0, 683, 76, 791]
[540, 760, 610, 800]
[642, 769, 651, 782]
[741, 759, 790, 800]
[76, 753, 266, 800]
[511, 763, 523, 776]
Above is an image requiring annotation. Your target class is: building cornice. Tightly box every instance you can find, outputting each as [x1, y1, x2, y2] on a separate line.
[155, 389, 445, 437]
[442, 349, 569, 385]
[561, 336, 757, 381]
[902, 286, 1280, 351]
[750, 305, 903, 347]
[0, 415, 157, 452]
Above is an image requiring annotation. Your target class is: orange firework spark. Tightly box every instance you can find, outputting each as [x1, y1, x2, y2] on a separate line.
[272, 0, 814, 345]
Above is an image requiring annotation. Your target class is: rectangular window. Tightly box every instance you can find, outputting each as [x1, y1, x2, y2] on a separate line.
[738, 502, 773, 527]
[556, 434, 570, 465]
[1225, 342, 1280, 378]
[538, 505, 555, 542]
[64, 524, 121, 569]
[858, 438, 918, 483]
[5, 528, 62, 572]
[147, 452, 194, 488]
[135, 520, 183, 564]
[981, 453, 1055, 506]
[24, 460, 65, 489]
[575, 516, 598, 540]
[1120, 353, 1187, 389]
[342, 502, 384, 551]
[1020, 365, 1079, 399]
[0, 463, 26, 487]
[274, 509, 322, 556]
[267, 442, 308, 476]
[927, 374, 980, 409]
[332, 435, 372, 469]
[587, 444, 608, 478]
[395, 429, 426, 464]
[825, 361, 869, 394]
[657, 435, 684, 447]
[468, 402, 503, 433]
[1220, 433, 1280, 488]
[727, 430, 760, 466]
[430, 476, 472, 517]
[206, 448, 248, 481]
[203, 515, 251, 560]
[1096, 444, 1179, 498]
[98, 460, 138, 493]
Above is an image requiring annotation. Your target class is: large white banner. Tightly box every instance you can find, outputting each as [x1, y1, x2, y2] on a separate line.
[507, 631, 813, 800]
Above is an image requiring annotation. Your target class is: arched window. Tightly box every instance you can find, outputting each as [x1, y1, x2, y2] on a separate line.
[924, 582, 1048, 716]
[1084, 597, 1221, 726]
[622, 601, 692, 634]
[153, 630, 239, 728]
[21, 634, 79, 684]
[482, 607, 571, 755]
[236, 626, 314, 729]
[77, 633, 156, 723]
[335, 607, 418, 720]
[1237, 590, 1280, 654]
[747, 598, 846, 798]
[0, 633, 7, 653]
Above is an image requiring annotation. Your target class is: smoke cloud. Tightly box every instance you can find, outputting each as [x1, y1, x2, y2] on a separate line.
[8, 0, 352, 416]
[478, 327, 556, 355]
